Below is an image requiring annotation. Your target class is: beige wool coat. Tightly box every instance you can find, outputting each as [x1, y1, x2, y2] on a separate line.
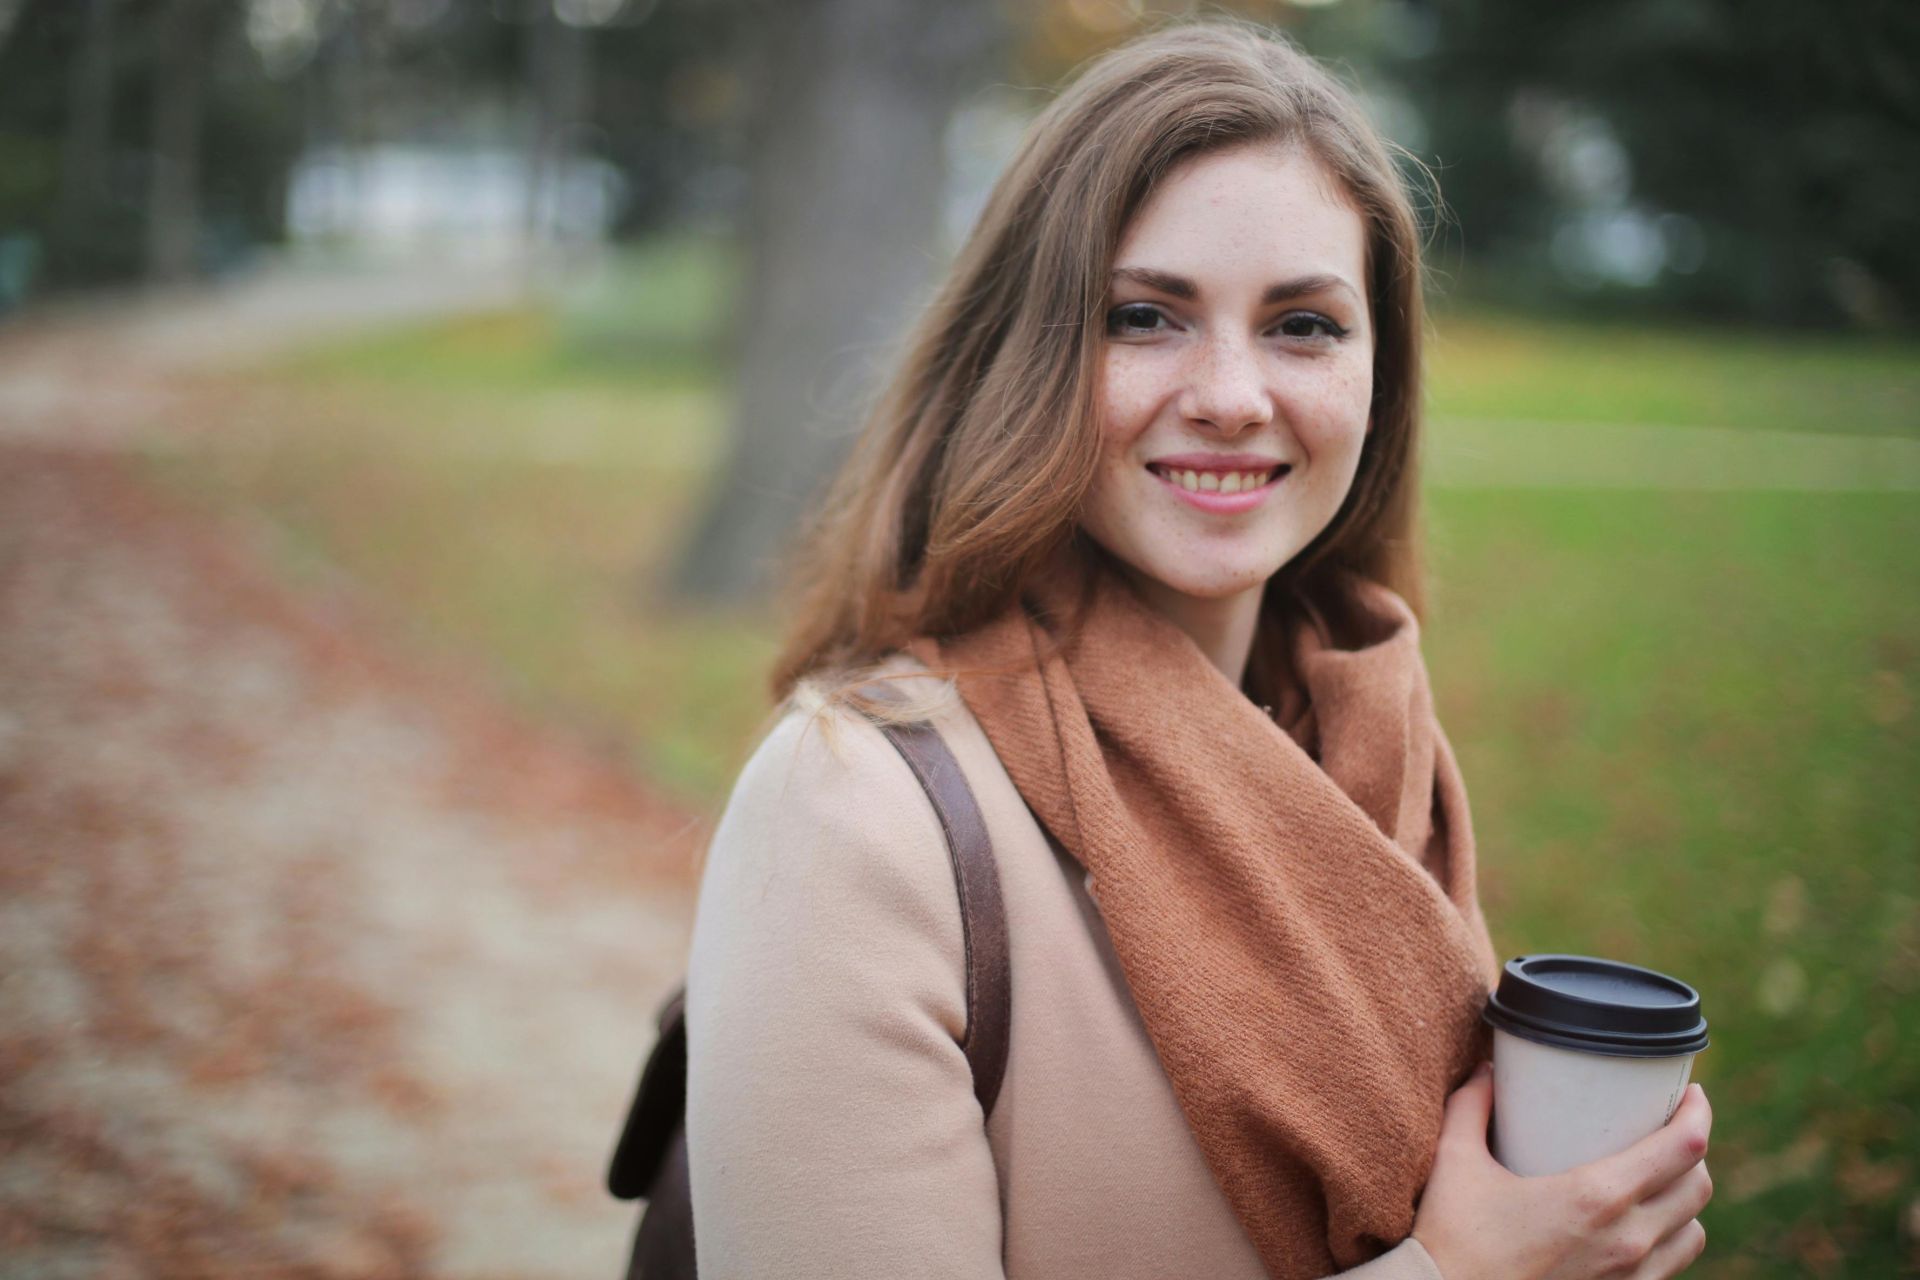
[684, 663, 1448, 1279]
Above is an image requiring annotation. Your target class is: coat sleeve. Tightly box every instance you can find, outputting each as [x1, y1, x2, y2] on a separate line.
[685, 707, 1005, 1279]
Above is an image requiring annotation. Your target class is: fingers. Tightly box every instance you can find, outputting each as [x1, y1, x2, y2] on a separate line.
[1636, 1159, 1713, 1239]
[1681, 1082, 1712, 1138]
[1585, 1084, 1710, 1208]
[1440, 1061, 1494, 1147]
[1631, 1216, 1707, 1279]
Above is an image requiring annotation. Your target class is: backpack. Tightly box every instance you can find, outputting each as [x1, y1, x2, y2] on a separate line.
[605, 717, 1013, 1280]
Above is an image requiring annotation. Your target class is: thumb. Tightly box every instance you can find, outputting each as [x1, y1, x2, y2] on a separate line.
[1441, 1062, 1494, 1145]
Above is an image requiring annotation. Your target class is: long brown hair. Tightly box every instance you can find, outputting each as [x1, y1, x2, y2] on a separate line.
[771, 20, 1434, 702]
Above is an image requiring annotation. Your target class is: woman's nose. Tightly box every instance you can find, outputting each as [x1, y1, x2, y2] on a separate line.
[1178, 335, 1272, 437]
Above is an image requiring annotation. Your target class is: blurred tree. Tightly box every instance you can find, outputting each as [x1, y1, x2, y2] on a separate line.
[0, 0, 299, 296]
[668, 0, 1006, 601]
[146, 0, 230, 282]
[566, 1, 745, 237]
[55, 0, 118, 247]
[1410, 0, 1920, 325]
[0, 0, 139, 292]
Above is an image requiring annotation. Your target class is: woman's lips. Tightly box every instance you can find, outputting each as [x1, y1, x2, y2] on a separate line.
[1146, 461, 1290, 513]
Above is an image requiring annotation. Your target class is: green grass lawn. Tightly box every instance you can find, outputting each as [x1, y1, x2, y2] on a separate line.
[1426, 302, 1920, 439]
[138, 248, 1919, 1277]
[1425, 487, 1918, 1274]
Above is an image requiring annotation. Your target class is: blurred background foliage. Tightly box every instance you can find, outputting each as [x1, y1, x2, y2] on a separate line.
[2, 1, 1916, 1277]
[5, 0, 1918, 318]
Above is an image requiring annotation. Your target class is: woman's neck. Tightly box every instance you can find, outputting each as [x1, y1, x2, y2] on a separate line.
[1124, 572, 1266, 690]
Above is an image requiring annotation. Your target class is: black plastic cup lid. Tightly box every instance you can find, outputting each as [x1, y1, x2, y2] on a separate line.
[1483, 954, 1709, 1058]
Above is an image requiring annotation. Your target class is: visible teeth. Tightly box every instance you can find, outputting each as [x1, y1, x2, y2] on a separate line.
[1153, 465, 1280, 494]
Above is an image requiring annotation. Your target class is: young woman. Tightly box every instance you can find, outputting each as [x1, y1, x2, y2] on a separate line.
[682, 22, 1714, 1280]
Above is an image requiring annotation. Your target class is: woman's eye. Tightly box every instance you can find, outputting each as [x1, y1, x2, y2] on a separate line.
[1105, 303, 1166, 335]
[1275, 312, 1349, 341]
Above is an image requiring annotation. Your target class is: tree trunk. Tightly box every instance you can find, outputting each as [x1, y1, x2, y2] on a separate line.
[667, 0, 1004, 603]
[144, 0, 216, 284]
[56, 0, 117, 238]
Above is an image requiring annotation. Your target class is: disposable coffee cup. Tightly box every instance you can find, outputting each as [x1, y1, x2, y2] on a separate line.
[1482, 954, 1709, 1178]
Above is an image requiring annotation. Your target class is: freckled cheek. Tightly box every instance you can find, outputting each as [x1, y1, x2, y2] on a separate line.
[1097, 350, 1166, 446]
[1287, 360, 1373, 459]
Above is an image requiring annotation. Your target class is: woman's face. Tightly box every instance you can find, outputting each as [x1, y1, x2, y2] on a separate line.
[1080, 144, 1375, 606]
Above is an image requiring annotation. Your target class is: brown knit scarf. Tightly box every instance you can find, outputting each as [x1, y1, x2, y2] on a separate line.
[911, 560, 1500, 1279]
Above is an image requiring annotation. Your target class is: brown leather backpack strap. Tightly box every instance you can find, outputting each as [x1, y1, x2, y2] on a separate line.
[877, 718, 1012, 1118]
[608, 714, 1012, 1280]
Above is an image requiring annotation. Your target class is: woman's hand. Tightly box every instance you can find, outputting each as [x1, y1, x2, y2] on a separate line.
[1411, 1063, 1713, 1280]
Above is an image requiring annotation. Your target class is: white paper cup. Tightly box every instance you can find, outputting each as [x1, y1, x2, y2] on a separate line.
[1483, 955, 1709, 1178]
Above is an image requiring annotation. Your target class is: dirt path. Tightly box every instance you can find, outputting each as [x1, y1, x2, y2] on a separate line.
[0, 278, 704, 1278]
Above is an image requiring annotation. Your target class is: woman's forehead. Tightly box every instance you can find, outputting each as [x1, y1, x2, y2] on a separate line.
[1114, 145, 1367, 293]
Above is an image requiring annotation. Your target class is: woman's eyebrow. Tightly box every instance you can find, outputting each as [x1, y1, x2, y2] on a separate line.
[1111, 266, 1198, 298]
[1110, 266, 1360, 305]
[1260, 273, 1360, 305]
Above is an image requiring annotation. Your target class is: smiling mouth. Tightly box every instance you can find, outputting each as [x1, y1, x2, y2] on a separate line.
[1145, 462, 1290, 495]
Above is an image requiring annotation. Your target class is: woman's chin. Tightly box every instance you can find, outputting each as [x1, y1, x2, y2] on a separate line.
[1134, 560, 1277, 604]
